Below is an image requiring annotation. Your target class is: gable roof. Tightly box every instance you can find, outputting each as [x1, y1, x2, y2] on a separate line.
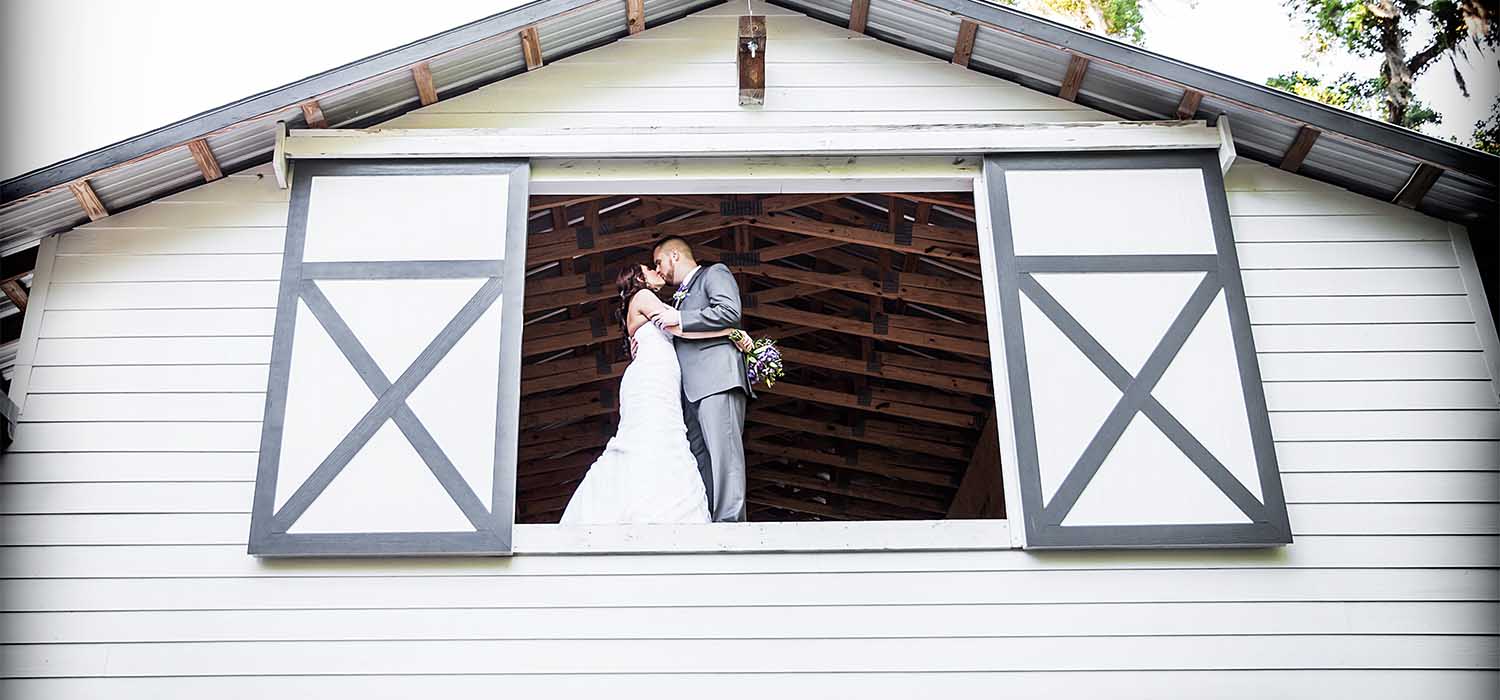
[1, 0, 1494, 255]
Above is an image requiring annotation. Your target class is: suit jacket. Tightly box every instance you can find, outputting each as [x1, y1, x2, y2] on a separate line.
[673, 263, 752, 402]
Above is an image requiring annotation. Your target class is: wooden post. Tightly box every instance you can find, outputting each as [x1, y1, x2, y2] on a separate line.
[738, 15, 767, 106]
[947, 412, 1004, 518]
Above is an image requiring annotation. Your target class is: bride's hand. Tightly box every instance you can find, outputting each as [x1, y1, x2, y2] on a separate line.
[733, 331, 755, 352]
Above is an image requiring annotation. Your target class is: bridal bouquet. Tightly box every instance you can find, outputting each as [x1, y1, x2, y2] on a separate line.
[728, 329, 785, 388]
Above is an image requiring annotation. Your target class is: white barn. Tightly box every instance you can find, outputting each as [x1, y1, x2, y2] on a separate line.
[1, 0, 1497, 696]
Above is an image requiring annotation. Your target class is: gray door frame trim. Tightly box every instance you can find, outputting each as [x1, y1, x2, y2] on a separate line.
[248, 158, 528, 557]
[983, 149, 1291, 549]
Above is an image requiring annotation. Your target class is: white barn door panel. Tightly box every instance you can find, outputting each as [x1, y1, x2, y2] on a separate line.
[249, 159, 529, 556]
[983, 151, 1291, 548]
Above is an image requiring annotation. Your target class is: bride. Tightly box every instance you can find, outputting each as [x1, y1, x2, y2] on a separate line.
[559, 263, 754, 524]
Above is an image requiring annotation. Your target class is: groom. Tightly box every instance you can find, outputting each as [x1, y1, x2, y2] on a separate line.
[650, 236, 751, 522]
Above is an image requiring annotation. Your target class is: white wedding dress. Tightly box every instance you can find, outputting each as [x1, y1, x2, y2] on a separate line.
[559, 321, 712, 524]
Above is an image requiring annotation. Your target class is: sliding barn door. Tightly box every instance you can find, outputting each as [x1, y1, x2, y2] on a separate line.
[249, 159, 529, 556]
[982, 151, 1290, 548]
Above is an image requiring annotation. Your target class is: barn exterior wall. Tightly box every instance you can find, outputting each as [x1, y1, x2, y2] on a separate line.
[2, 2, 1497, 696]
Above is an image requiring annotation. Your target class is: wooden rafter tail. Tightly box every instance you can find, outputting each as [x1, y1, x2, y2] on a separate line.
[299, 99, 328, 129]
[411, 61, 439, 106]
[952, 20, 979, 68]
[68, 180, 109, 221]
[187, 139, 223, 182]
[1059, 54, 1090, 102]
[1280, 125, 1321, 172]
[520, 26, 544, 71]
[1393, 163, 1443, 209]
[1174, 90, 1204, 120]
[848, 0, 870, 34]
[626, 0, 645, 34]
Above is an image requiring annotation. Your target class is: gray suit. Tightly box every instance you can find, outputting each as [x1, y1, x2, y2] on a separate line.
[672, 263, 751, 522]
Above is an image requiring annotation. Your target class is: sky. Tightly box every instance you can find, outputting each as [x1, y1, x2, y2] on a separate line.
[1, 0, 1495, 181]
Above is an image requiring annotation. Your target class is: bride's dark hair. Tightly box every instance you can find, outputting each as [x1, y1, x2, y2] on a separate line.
[615, 264, 651, 350]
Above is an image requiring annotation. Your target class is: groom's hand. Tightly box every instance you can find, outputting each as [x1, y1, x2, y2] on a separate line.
[651, 308, 682, 328]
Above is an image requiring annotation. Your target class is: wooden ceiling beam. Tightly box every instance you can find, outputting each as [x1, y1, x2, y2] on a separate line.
[528, 194, 616, 212]
[761, 193, 849, 213]
[761, 381, 977, 428]
[1058, 54, 1090, 102]
[745, 438, 958, 487]
[187, 139, 223, 182]
[889, 192, 975, 211]
[750, 467, 949, 514]
[747, 213, 979, 264]
[745, 303, 989, 357]
[68, 180, 108, 221]
[776, 347, 991, 395]
[749, 492, 852, 520]
[528, 214, 748, 265]
[726, 262, 986, 314]
[1279, 125, 1321, 172]
[749, 410, 968, 461]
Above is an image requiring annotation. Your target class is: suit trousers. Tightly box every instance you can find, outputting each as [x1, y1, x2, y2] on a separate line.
[684, 388, 747, 522]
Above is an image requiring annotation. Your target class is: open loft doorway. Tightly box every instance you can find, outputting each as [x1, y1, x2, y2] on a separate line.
[516, 189, 1004, 524]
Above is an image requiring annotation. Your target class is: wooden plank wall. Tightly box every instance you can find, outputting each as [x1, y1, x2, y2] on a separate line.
[1, 2, 1497, 696]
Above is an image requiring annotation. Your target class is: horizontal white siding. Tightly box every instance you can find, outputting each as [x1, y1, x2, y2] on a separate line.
[1, 3, 1497, 698]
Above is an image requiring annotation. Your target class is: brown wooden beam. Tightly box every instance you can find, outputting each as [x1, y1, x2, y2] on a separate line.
[761, 381, 976, 428]
[1279, 126, 1321, 172]
[747, 213, 979, 264]
[745, 304, 989, 357]
[529, 214, 748, 265]
[877, 350, 990, 380]
[1058, 54, 1090, 102]
[520, 26, 544, 71]
[0, 274, 28, 312]
[749, 492, 851, 520]
[528, 194, 616, 212]
[745, 438, 957, 487]
[1393, 163, 1443, 209]
[889, 192, 975, 211]
[777, 347, 990, 395]
[186, 139, 222, 182]
[760, 193, 848, 212]
[626, 0, 646, 34]
[952, 20, 979, 67]
[299, 99, 328, 129]
[738, 15, 767, 106]
[749, 410, 967, 461]
[727, 263, 984, 314]
[750, 467, 948, 514]
[68, 181, 108, 221]
[848, 0, 870, 33]
[1174, 90, 1203, 120]
[411, 61, 439, 106]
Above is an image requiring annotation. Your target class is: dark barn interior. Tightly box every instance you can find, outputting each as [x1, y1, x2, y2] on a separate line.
[516, 191, 1006, 523]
